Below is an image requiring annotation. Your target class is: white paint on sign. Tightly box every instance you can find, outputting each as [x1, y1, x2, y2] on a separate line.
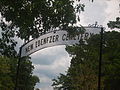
[21, 27, 101, 57]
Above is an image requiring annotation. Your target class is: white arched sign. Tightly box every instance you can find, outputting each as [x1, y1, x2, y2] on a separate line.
[21, 27, 101, 57]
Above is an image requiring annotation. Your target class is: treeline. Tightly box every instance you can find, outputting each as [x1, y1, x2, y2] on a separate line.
[52, 29, 120, 90]
[52, 16, 120, 90]
[0, 56, 39, 90]
[0, 20, 39, 90]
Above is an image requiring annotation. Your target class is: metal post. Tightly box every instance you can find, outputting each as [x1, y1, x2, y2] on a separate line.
[98, 27, 104, 90]
[14, 46, 22, 90]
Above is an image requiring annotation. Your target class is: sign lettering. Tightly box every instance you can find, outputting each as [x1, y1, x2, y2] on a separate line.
[21, 27, 101, 57]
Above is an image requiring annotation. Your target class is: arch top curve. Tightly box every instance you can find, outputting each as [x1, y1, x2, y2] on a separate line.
[21, 27, 102, 57]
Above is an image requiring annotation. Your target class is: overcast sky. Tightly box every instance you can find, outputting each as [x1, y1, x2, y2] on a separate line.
[29, 0, 120, 90]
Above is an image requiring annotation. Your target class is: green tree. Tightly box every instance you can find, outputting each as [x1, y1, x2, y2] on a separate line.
[52, 31, 120, 90]
[102, 31, 120, 90]
[52, 38, 101, 90]
[0, 0, 84, 41]
[17, 57, 39, 90]
[0, 55, 39, 90]
[104, 14, 120, 90]
[0, 19, 17, 57]
[107, 17, 120, 29]
[0, 56, 15, 90]
[0, 19, 39, 90]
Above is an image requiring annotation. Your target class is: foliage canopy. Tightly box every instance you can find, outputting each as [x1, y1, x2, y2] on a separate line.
[0, 0, 84, 41]
[52, 31, 120, 90]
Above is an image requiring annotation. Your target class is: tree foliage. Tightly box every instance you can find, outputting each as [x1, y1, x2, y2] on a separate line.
[17, 57, 40, 90]
[52, 37, 100, 90]
[102, 31, 120, 90]
[0, 55, 39, 90]
[107, 17, 120, 29]
[0, 0, 84, 41]
[0, 13, 39, 90]
[0, 56, 14, 90]
[0, 19, 17, 57]
[52, 31, 120, 90]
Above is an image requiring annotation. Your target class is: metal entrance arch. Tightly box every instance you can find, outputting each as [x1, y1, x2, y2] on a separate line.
[14, 26, 103, 90]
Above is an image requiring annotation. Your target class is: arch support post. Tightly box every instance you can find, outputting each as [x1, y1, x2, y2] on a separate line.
[14, 46, 23, 90]
[98, 27, 104, 90]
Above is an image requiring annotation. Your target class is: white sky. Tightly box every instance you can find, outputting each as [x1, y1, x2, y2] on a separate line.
[30, 0, 120, 90]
